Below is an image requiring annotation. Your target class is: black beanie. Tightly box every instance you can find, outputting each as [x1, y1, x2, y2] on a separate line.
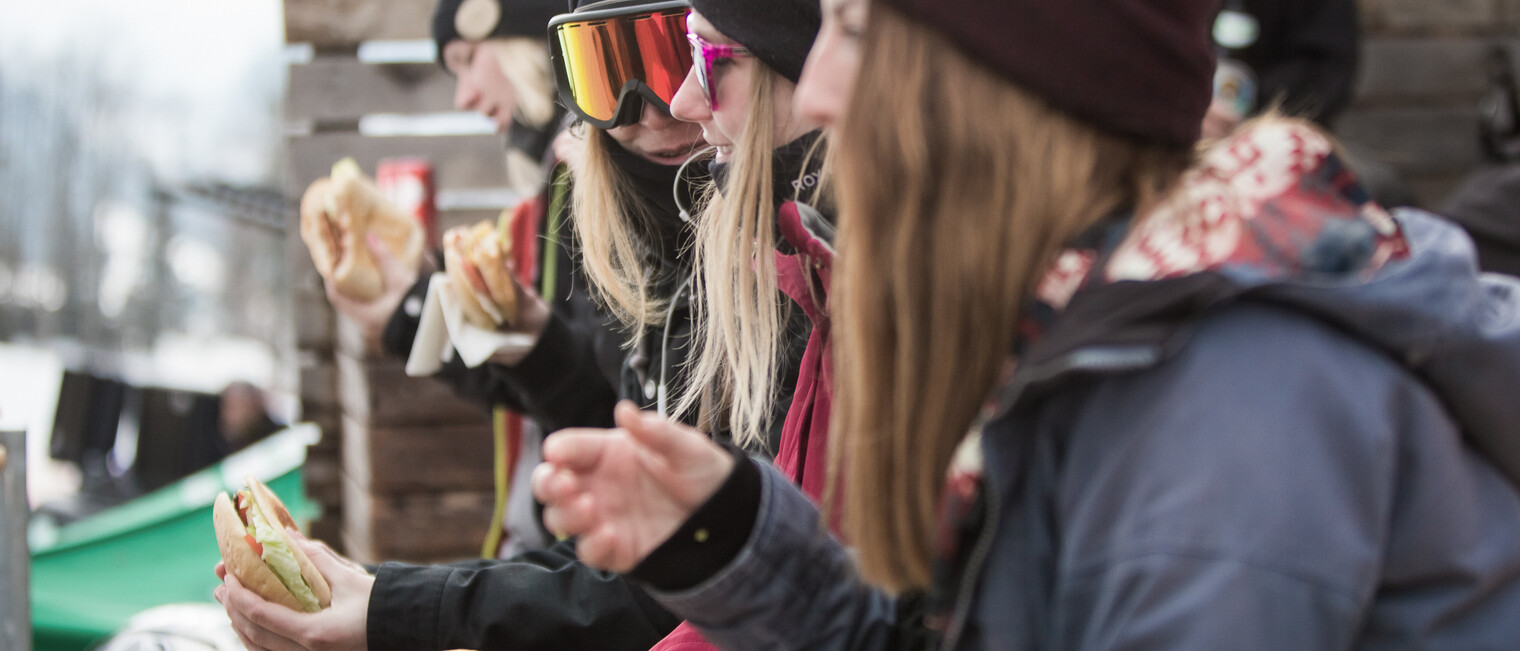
[690, 0, 821, 83]
[879, 0, 1217, 147]
[433, 0, 563, 57]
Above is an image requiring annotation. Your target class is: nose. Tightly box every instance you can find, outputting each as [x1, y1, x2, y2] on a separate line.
[795, 37, 845, 128]
[669, 68, 710, 125]
[454, 78, 481, 112]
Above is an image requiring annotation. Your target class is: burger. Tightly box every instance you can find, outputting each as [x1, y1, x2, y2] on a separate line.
[299, 158, 426, 301]
[442, 210, 519, 329]
[212, 477, 332, 612]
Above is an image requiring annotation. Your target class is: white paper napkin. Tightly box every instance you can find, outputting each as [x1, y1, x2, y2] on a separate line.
[406, 273, 535, 376]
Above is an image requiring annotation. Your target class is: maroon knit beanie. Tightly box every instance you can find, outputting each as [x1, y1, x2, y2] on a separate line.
[879, 0, 1218, 147]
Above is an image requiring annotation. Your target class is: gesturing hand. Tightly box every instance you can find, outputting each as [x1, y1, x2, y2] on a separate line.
[532, 401, 735, 572]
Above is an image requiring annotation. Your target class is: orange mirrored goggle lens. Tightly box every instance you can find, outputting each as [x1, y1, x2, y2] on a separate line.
[556, 9, 690, 123]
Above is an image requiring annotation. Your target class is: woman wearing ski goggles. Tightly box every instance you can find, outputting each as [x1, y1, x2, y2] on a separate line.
[549, 0, 695, 128]
[549, 0, 759, 128]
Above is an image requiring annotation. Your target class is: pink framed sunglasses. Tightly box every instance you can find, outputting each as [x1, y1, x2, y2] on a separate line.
[686, 15, 752, 110]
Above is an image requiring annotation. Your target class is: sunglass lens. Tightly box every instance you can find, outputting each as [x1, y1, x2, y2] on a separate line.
[630, 10, 692, 109]
[557, 21, 628, 123]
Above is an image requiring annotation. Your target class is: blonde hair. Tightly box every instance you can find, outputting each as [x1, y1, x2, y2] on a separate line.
[672, 68, 794, 448]
[568, 125, 674, 334]
[830, 7, 1192, 592]
[485, 37, 558, 194]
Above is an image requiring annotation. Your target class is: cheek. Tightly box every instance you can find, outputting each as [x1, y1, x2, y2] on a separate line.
[713, 110, 746, 144]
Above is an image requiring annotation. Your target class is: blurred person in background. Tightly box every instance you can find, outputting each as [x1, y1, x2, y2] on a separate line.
[218, 380, 282, 453]
[1203, 0, 1415, 207]
[1437, 44, 1520, 277]
[1204, 0, 1358, 136]
[534, 0, 1520, 649]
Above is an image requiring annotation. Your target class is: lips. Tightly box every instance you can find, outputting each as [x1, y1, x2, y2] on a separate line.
[640, 140, 705, 164]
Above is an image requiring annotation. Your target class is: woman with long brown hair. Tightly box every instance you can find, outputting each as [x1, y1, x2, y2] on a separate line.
[534, 0, 1520, 648]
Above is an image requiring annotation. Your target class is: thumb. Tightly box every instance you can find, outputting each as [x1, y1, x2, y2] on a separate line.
[614, 401, 695, 462]
[290, 529, 349, 581]
[366, 233, 415, 287]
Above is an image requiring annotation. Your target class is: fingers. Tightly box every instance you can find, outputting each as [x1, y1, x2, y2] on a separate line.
[615, 401, 705, 461]
[221, 573, 308, 651]
[291, 529, 369, 576]
[540, 428, 618, 472]
[215, 561, 227, 580]
[541, 490, 602, 540]
[366, 232, 417, 289]
[291, 530, 361, 586]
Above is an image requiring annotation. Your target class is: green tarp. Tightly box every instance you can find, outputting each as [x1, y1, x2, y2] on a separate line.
[29, 426, 316, 651]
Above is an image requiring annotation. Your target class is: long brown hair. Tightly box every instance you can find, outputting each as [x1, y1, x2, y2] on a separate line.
[830, 7, 1192, 592]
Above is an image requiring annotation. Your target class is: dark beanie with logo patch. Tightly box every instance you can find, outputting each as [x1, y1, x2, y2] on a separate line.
[879, 0, 1217, 147]
[432, 0, 563, 55]
[690, 0, 821, 84]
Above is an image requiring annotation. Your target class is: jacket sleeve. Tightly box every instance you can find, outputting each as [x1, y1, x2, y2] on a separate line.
[367, 540, 682, 651]
[1040, 303, 1407, 649]
[491, 309, 620, 431]
[647, 462, 908, 650]
[377, 269, 620, 430]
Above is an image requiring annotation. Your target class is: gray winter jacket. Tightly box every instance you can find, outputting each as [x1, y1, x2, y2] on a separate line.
[644, 207, 1520, 650]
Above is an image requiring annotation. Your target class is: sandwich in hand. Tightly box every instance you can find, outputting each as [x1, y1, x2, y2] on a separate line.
[299, 157, 425, 301]
[213, 476, 332, 612]
[442, 211, 519, 329]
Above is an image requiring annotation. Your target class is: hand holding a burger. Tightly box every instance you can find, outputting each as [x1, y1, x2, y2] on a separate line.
[441, 212, 552, 348]
[212, 477, 372, 651]
[326, 233, 434, 349]
[214, 532, 373, 651]
[300, 158, 430, 347]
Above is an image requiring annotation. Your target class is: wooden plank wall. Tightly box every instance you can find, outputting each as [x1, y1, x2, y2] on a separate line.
[283, 0, 509, 564]
[1344, 0, 1520, 206]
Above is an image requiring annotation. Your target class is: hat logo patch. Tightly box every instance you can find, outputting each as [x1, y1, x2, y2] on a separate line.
[456, 0, 501, 41]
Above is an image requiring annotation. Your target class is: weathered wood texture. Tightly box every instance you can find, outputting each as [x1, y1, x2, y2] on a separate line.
[288, 60, 455, 121]
[336, 352, 492, 427]
[341, 473, 494, 564]
[341, 415, 496, 493]
[1342, 0, 1520, 206]
[288, 130, 509, 196]
[285, 0, 512, 563]
[284, 0, 432, 47]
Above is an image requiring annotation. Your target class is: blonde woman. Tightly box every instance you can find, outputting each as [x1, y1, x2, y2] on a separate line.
[536, 0, 1520, 649]
[216, 2, 749, 650]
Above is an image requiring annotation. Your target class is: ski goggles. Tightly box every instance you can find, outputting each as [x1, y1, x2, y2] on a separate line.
[687, 25, 752, 111]
[549, 0, 693, 129]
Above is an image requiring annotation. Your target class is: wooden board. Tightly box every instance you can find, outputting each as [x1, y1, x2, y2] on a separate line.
[1368, 0, 1503, 32]
[288, 59, 456, 122]
[293, 286, 336, 353]
[284, 0, 433, 47]
[287, 132, 510, 196]
[1337, 106, 1482, 175]
[299, 357, 338, 408]
[336, 352, 492, 427]
[1356, 37, 1520, 105]
[341, 472, 495, 564]
[341, 415, 495, 494]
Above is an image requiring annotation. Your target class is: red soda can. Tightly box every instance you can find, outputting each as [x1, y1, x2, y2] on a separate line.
[376, 157, 438, 248]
